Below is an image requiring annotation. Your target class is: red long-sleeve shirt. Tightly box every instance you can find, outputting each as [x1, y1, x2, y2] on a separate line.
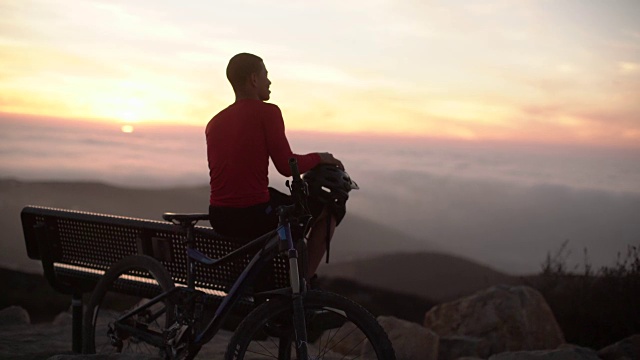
[206, 99, 321, 207]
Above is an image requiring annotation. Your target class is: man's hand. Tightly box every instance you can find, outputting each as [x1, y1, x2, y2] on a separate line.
[318, 152, 344, 170]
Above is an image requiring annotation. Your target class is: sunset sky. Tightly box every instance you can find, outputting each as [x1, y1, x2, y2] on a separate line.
[1, 0, 639, 147]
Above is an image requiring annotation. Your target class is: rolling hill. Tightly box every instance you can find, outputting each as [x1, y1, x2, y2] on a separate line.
[319, 251, 521, 301]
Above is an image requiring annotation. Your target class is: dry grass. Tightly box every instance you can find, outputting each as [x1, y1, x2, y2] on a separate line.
[526, 242, 640, 349]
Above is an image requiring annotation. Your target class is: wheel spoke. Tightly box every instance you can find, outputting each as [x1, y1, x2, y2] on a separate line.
[225, 290, 396, 359]
[319, 322, 368, 358]
[247, 337, 279, 358]
[84, 255, 176, 357]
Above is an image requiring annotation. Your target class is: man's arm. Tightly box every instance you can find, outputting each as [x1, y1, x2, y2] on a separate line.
[265, 106, 321, 176]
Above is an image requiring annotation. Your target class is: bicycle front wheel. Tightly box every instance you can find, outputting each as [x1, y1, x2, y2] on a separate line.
[225, 290, 396, 359]
[83, 255, 176, 356]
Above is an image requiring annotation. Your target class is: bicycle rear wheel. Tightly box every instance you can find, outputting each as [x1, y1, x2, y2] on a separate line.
[225, 290, 396, 359]
[83, 255, 176, 356]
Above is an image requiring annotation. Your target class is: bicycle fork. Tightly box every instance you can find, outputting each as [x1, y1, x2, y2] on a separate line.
[278, 222, 309, 359]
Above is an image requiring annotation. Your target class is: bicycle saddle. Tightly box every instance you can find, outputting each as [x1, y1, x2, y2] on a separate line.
[162, 213, 210, 225]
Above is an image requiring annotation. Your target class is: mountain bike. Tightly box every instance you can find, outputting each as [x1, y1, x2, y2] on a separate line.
[83, 158, 396, 359]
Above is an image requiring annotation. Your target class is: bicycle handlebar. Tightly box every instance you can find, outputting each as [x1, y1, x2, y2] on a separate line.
[289, 158, 301, 181]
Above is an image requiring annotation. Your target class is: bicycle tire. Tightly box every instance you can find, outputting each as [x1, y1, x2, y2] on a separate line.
[225, 290, 396, 359]
[83, 255, 176, 356]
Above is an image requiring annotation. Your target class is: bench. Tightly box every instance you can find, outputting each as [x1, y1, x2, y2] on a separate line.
[20, 205, 294, 353]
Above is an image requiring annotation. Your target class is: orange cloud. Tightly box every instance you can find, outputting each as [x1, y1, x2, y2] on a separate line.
[618, 62, 639, 74]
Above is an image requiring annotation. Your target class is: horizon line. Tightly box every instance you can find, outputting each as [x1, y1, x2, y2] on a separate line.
[2, 110, 640, 151]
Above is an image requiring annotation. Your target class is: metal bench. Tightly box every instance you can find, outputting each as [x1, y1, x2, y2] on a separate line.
[20, 205, 293, 353]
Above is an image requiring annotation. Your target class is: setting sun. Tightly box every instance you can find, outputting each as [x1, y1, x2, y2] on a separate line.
[121, 125, 134, 133]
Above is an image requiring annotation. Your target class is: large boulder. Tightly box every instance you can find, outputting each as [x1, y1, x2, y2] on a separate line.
[0, 305, 31, 326]
[364, 316, 439, 360]
[488, 347, 600, 359]
[424, 285, 564, 355]
[322, 316, 438, 360]
[598, 334, 640, 360]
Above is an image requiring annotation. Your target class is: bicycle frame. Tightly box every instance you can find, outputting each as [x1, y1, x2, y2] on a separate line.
[105, 158, 312, 359]
[110, 206, 308, 357]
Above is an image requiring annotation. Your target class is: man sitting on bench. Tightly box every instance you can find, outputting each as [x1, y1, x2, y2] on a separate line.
[205, 53, 346, 281]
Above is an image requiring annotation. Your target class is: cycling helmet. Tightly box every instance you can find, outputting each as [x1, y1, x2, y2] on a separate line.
[303, 165, 359, 263]
[302, 164, 359, 204]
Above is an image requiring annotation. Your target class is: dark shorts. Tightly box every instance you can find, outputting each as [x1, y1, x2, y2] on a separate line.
[209, 187, 345, 239]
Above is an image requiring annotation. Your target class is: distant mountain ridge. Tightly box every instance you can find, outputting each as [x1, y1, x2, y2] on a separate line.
[328, 212, 441, 262]
[319, 251, 521, 301]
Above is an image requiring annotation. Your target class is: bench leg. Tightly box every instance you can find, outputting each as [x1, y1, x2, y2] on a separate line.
[72, 293, 83, 353]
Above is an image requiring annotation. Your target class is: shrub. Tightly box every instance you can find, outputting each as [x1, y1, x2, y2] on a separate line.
[527, 242, 640, 349]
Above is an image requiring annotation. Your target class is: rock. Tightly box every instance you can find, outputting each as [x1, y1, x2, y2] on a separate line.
[488, 347, 600, 359]
[317, 315, 438, 359]
[48, 355, 160, 359]
[0, 315, 233, 360]
[438, 335, 491, 360]
[598, 334, 640, 360]
[424, 285, 564, 355]
[52, 311, 73, 326]
[0, 305, 31, 326]
[0, 321, 74, 359]
[364, 316, 439, 360]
